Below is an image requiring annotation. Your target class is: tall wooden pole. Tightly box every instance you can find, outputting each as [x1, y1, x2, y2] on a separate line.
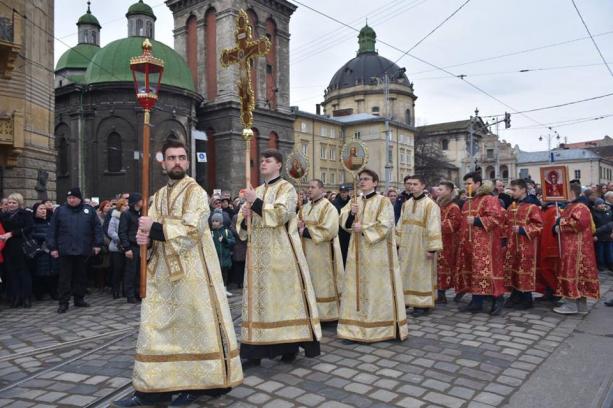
[353, 176, 360, 312]
[245, 132, 253, 341]
[139, 108, 150, 299]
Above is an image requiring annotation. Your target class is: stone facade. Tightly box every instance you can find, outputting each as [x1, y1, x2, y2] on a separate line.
[167, 0, 297, 193]
[0, 0, 56, 205]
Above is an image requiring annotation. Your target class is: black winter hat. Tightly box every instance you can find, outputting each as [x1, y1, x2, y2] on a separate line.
[67, 188, 83, 200]
[129, 192, 143, 206]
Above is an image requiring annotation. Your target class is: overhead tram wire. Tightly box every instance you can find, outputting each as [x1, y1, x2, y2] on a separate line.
[291, 0, 429, 64]
[570, 0, 613, 80]
[505, 113, 613, 131]
[407, 30, 613, 76]
[290, 0, 549, 130]
[484, 92, 613, 116]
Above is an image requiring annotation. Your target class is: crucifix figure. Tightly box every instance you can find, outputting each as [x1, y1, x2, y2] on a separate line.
[221, 9, 271, 131]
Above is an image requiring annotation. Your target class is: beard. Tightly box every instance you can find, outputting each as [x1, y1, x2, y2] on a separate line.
[168, 166, 186, 180]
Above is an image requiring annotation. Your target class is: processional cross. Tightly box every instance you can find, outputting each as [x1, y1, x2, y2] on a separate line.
[221, 10, 271, 341]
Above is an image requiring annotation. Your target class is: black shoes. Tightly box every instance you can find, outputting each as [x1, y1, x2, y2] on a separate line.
[281, 352, 297, 363]
[242, 358, 261, 368]
[460, 301, 482, 313]
[113, 291, 120, 299]
[169, 392, 202, 406]
[74, 300, 90, 308]
[453, 292, 465, 303]
[127, 297, 138, 304]
[436, 291, 448, 304]
[410, 308, 430, 317]
[489, 296, 505, 316]
[22, 298, 32, 308]
[57, 304, 68, 314]
[604, 298, 613, 307]
[111, 395, 169, 408]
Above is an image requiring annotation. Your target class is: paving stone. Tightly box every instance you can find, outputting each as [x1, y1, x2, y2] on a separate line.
[256, 380, 284, 393]
[473, 391, 505, 406]
[398, 383, 427, 397]
[344, 382, 373, 394]
[395, 396, 426, 407]
[332, 367, 359, 379]
[377, 368, 404, 378]
[35, 392, 66, 403]
[448, 385, 476, 399]
[263, 399, 293, 408]
[484, 382, 514, 396]
[247, 392, 271, 404]
[370, 389, 398, 402]
[374, 378, 400, 390]
[423, 391, 465, 408]
[422, 379, 450, 392]
[57, 395, 97, 406]
[296, 393, 326, 406]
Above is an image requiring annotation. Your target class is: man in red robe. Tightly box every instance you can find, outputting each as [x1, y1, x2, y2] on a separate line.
[553, 182, 600, 315]
[436, 181, 462, 304]
[456, 172, 505, 315]
[503, 179, 543, 310]
[536, 203, 562, 301]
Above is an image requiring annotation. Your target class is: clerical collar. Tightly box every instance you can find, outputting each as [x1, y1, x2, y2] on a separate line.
[413, 192, 426, 201]
[312, 195, 324, 204]
[362, 191, 377, 199]
[265, 175, 281, 185]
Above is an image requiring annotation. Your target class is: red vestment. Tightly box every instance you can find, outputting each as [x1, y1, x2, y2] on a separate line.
[536, 205, 561, 293]
[456, 194, 505, 296]
[437, 202, 461, 291]
[503, 202, 543, 292]
[556, 202, 600, 299]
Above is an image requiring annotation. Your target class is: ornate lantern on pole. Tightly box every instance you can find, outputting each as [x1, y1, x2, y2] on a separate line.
[129, 38, 164, 298]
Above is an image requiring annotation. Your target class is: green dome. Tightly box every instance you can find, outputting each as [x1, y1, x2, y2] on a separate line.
[126, 0, 156, 20]
[56, 43, 101, 72]
[77, 10, 101, 28]
[358, 24, 376, 54]
[83, 37, 195, 92]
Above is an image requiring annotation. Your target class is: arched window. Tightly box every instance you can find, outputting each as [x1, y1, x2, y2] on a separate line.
[146, 21, 153, 38]
[265, 18, 277, 110]
[58, 137, 69, 176]
[486, 165, 495, 180]
[441, 139, 449, 150]
[501, 165, 509, 180]
[268, 131, 279, 149]
[107, 132, 122, 172]
[186, 15, 198, 86]
[91, 30, 96, 44]
[205, 8, 217, 100]
[136, 19, 143, 36]
[405, 109, 411, 125]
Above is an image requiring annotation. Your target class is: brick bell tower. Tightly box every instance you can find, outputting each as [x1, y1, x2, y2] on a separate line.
[166, 0, 297, 193]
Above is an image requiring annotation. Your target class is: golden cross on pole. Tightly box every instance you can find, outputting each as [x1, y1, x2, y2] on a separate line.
[221, 9, 271, 341]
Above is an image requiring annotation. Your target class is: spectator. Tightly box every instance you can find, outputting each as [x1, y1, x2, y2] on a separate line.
[211, 212, 235, 297]
[495, 179, 512, 209]
[0, 193, 33, 308]
[386, 188, 398, 206]
[230, 211, 246, 289]
[0, 198, 8, 213]
[107, 198, 128, 299]
[592, 198, 613, 272]
[119, 193, 142, 304]
[394, 176, 413, 222]
[43, 199, 55, 214]
[210, 197, 231, 227]
[48, 188, 103, 313]
[605, 191, 613, 209]
[221, 197, 235, 218]
[31, 202, 58, 301]
[333, 184, 352, 266]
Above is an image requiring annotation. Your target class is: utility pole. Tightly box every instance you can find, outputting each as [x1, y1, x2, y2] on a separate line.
[384, 73, 392, 192]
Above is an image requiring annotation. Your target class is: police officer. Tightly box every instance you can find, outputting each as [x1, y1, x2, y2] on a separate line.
[48, 188, 103, 313]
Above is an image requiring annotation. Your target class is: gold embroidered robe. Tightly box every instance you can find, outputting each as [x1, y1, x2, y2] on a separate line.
[237, 179, 322, 346]
[337, 193, 408, 343]
[133, 176, 243, 393]
[299, 198, 344, 322]
[396, 195, 443, 307]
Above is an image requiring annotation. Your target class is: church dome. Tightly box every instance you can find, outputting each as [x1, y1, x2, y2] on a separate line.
[326, 24, 410, 93]
[83, 37, 195, 92]
[77, 10, 101, 28]
[126, 0, 156, 20]
[56, 43, 100, 72]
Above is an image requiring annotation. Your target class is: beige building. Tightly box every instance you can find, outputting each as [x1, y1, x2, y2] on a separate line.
[417, 116, 516, 185]
[0, 1, 55, 204]
[517, 149, 613, 186]
[293, 24, 415, 191]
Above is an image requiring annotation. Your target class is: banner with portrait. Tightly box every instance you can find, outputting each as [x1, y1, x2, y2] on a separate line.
[540, 165, 569, 202]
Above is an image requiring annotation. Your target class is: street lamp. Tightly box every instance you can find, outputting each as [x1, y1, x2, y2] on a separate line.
[129, 38, 164, 299]
[539, 127, 560, 163]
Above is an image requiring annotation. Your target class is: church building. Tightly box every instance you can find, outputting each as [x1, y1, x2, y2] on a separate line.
[55, 1, 202, 200]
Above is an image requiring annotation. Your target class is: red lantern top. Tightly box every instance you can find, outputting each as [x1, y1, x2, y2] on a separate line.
[129, 39, 165, 111]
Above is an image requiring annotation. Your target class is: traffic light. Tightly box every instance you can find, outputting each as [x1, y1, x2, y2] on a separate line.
[504, 112, 511, 129]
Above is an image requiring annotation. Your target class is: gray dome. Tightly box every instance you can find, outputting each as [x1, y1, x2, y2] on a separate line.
[326, 52, 409, 93]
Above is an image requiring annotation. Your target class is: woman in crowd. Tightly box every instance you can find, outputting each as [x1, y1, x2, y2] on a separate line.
[107, 198, 128, 299]
[31, 202, 58, 300]
[0, 193, 33, 308]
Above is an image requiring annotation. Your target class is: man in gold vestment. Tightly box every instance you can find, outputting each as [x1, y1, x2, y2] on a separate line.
[338, 169, 408, 343]
[298, 179, 344, 322]
[396, 175, 442, 317]
[237, 149, 321, 366]
[113, 140, 242, 408]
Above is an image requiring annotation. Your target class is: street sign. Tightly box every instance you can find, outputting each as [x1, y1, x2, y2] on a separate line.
[196, 152, 207, 163]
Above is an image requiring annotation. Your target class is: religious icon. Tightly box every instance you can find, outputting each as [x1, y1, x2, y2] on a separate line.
[286, 151, 309, 182]
[540, 165, 569, 202]
[341, 142, 368, 173]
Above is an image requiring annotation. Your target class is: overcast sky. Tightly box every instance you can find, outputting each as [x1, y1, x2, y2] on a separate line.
[54, 0, 613, 151]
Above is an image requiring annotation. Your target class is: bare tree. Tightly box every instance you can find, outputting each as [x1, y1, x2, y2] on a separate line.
[414, 129, 457, 186]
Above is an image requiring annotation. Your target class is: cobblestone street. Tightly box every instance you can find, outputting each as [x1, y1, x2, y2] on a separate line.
[0, 273, 611, 408]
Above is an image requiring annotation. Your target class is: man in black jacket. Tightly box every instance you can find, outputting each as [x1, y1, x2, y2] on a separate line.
[394, 176, 413, 223]
[48, 188, 103, 313]
[119, 193, 142, 303]
[333, 184, 352, 266]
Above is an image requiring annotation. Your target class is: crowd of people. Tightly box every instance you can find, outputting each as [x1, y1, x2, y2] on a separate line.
[1, 171, 611, 314]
